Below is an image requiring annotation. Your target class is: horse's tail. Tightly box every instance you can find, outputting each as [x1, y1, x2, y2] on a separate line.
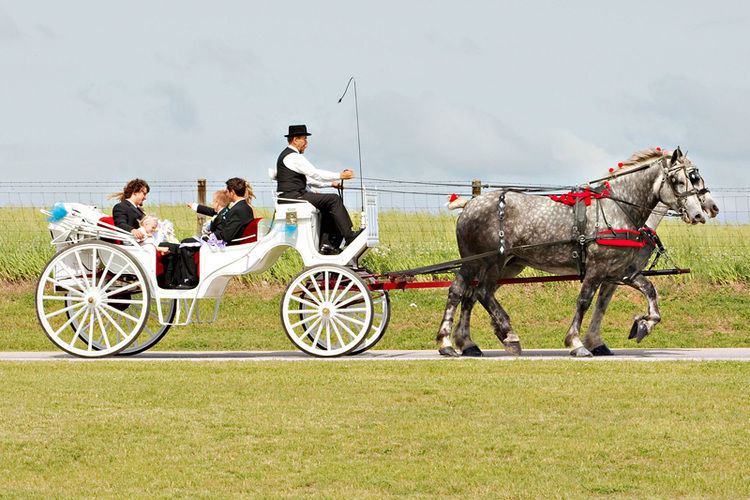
[446, 193, 469, 210]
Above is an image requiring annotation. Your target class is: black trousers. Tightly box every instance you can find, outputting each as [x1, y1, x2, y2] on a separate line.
[280, 192, 354, 247]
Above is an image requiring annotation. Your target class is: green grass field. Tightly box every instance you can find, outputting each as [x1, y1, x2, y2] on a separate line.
[0, 361, 747, 498]
[3, 280, 749, 352]
[1, 205, 749, 282]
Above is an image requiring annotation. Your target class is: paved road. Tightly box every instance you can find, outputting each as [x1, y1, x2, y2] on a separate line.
[1, 348, 749, 361]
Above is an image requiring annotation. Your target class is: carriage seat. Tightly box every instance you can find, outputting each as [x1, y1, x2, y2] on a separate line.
[229, 218, 264, 245]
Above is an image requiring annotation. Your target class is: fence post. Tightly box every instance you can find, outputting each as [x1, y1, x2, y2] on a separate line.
[472, 180, 482, 197]
[197, 178, 206, 235]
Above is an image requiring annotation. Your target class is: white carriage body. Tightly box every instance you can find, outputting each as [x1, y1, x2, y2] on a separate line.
[44, 194, 380, 326]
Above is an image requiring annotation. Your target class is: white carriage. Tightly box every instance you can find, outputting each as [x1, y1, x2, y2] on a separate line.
[35, 194, 390, 358]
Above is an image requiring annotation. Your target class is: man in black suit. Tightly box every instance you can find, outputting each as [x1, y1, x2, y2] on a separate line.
[173, 177, 254, 288]
[111, 179, 150, 239]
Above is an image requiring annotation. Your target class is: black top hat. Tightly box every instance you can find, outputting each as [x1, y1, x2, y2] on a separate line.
[285, 124, 312, 138]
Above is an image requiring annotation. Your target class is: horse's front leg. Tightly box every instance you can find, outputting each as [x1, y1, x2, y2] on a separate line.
[626, 274, 661, 343]
[565, 276, 602, 357]
[583, 281, 617, 356]
[436, 267, 472, 357]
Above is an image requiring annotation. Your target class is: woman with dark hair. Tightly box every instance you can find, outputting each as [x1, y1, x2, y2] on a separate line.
[109, 179, 150, 239]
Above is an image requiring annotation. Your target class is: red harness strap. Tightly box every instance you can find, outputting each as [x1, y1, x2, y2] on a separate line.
[548, 181, 611, 206]
[596, 227, 658, 248]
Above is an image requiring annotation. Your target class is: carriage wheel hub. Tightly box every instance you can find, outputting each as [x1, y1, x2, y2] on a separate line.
[320, 302, 335, 318]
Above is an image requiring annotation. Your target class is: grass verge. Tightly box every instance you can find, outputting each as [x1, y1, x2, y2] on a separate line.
[3, 280, 750, 352]
[0, 361, 747, 498]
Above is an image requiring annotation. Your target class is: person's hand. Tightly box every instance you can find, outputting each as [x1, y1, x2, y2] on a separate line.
[331, 182, 344, 189]
[185, 202, 193, 208]
[157, 246, 170, 255]
[131, 228, 146, 240]
[340, 169, 354, 180]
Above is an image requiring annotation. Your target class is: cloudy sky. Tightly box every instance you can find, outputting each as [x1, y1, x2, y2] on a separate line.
[1, 1, 749, 188]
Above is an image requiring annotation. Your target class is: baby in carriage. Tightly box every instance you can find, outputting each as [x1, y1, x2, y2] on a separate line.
[138, 214, 178, 254]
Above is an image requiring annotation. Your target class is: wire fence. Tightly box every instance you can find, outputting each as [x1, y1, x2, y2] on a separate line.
[0, 180, 748, 281]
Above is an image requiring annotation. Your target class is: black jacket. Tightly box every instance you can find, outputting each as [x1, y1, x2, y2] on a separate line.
[212, 199, 253, 243]
[196, 205, 229, 235]
[112, 200, 145, 232]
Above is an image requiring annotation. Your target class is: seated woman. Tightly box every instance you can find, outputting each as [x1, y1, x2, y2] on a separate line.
[171, 177, 256, 289]
[109, 179, 150, 240]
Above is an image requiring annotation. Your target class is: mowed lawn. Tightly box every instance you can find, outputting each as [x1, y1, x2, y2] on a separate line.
[3, 280, 750, 352]
[0, 361, 747, 498]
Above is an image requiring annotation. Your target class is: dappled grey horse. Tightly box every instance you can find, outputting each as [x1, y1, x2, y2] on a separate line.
[582, 153, 718, 353]
[437, 147, 708, 357]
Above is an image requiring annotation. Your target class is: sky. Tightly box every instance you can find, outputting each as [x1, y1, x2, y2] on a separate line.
[2, 0, 749, 188]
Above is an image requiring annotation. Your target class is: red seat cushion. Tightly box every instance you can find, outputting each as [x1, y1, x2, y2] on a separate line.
[231, 218, 262, 245]
[98, 216, 123, 246]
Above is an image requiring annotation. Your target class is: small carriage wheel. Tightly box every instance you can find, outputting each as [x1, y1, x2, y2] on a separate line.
[73, 297, 177, 355]
[348, 279, 391, 355]
[281, 265, 374, 357]
[35, 240, 150, 357]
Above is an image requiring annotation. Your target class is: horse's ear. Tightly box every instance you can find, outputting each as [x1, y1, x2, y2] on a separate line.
[670, 148, 680, 164]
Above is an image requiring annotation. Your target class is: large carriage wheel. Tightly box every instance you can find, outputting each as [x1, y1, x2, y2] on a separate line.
[348, 281, 390, 355]
[73, 297, 177, 355]
[281, 265, 373, 357]
[35, 241, 150, 357]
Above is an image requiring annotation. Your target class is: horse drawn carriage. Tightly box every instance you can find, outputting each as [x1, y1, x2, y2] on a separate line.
[35, 193, 391, 358]
[35, 147, 716, 358]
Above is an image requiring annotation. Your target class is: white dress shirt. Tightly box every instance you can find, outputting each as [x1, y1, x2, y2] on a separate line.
[281, 145, 340, 189]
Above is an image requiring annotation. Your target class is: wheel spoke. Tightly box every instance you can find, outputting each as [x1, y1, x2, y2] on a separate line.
[102, 281, 142, 299]
[336, 292, 364, 309]
[72, 252, 92, 292]
[52, 306, 87, 338]
[310, 274, 325, 304]
[331, 320, 345, 348]
[69, 309, 89, 346]
[101, 303, 141, 323]
[87, 310, 95, 351]
[289, 294, 319, 309]
[91, 247, 99, 289]
[96, 252, 115, 289]
[45, 276, 85, 297]
[338, 314, 366, 327]
[106, 298, 146, 305]
[329, 273, 344, 303]
[330, 279, 354, 306]
[290, 313, 320, 330]
[41, 295, 84, 301]
[331, 315, 358, 340]
[94, 309, 112, 349]
[324, 270, 330, 302]
[99, 307, 129, 341]
[58, 261, 90, 295]
[44, 301, 85, 319]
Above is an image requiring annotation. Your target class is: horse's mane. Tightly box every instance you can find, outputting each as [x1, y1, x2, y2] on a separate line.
[609, 148, 669, 175]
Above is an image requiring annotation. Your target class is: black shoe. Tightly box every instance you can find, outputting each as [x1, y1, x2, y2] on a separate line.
[344, 229, 364, 246]
[319, 243, 341, 255]
[174, 280, 198, 289]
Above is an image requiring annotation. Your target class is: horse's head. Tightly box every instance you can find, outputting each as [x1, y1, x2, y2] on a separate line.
[683, 157, 720, 218]
[657, 147, 706, 224]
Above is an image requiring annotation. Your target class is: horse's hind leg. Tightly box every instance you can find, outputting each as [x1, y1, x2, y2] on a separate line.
[583, 281, 617, 356]
[473, 264, 521, 355]
[565, 276, 602, 357]
[453, 288, 483, 357]
[626, 274, 661, 343]
[436, 266, 474, 357]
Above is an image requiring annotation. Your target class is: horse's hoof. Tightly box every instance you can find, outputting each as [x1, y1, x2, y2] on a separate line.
[438, 346, 460, 357]
[590, 344, 613, 356]
[629, 320, 650, 343]
[570, 346, 593, 357]
[503, 340, 522, 356]
[636, 323, 650, 343]
[461, 345, 483, 357]
[628, 322, 638, 340]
